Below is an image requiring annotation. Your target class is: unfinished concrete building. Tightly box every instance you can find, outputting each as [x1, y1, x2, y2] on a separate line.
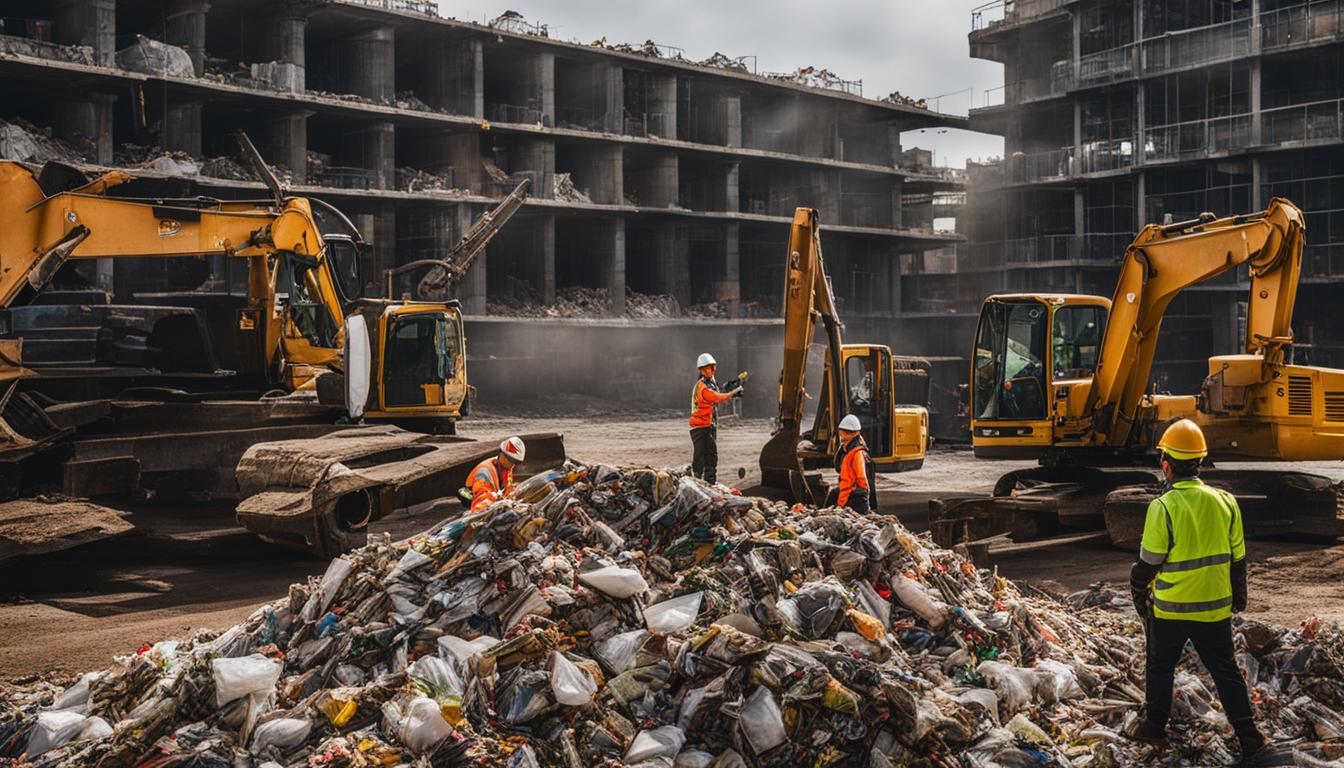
[933, 0, 1344, 411]
[0, 0, 964, 410]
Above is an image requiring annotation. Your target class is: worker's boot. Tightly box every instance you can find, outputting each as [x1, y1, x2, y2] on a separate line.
[1234, 722, 1269, 764]
[1126, 718, 1169, 746]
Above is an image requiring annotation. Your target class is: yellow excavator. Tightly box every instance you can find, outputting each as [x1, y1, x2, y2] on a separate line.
[760, 207, 929, 504]
[932, 198, 1344, 547]
[0, 133, 530, 431]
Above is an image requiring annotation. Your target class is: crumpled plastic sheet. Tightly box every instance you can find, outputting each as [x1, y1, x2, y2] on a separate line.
[2, 463, 1343, 767]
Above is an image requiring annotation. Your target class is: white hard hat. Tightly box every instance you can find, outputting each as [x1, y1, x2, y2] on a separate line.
[838, 414, 862, 432]
[696, 352, 717, 368]
[500, 436, 526, 462]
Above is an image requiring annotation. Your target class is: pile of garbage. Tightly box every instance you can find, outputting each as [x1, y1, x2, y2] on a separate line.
[0, 118, 91, 165]
[697, 53, 752, 73]
[4, 467, 1343, 767]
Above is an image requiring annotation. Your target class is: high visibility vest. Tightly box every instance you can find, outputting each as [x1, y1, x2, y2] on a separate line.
[689, 377, 732, 428]
[835, 437, 870, 507]
[468, 457, 513, 512]
[1139, 478, 1246, 622]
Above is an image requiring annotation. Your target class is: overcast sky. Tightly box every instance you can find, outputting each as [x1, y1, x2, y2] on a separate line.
[440, 0, 1005, 167]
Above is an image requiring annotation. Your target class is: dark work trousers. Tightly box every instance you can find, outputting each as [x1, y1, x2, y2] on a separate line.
[690, 426, 718, 484]
[1144, 616, 1255, 728]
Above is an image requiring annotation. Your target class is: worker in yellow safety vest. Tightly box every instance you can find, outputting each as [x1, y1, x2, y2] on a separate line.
[466, 436, 526, 512]
[1127, 419, 1267, 760]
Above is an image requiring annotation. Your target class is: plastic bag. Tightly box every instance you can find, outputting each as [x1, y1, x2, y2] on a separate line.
[77, 716, 112, 741]
[595, 629, 647, 674]
[550, 651, 598, 706]
[976, 661, 1034, 718]
[624, 725, 686, 762]
[1005, 712, 1049, 744]
[740, 686, 787, 754]
[387, 548, 432, 581]
[250, 717, 311, 753]
[389, 696, 452, 754]
[409, 655, 464, 699]
[438, 633, 498, 665]
[24, 710, 87, 756]
[1033, 659, 1083, 703]
[674, 751, 716, 768]
[211, 654, 283, 707]
[578, 564, 650, 598]
[47, 672, 99, 714]
[892, 574, 947, 628]
[301, 557, 354, 621]
[644, 591, 703, 634]
[778, 579, 848, 638]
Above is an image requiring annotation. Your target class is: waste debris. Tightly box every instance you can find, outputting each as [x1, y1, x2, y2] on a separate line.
[764, 65, 863, 96]
[3, 467, 1341, 767]
[0, 35, 94, 66]
[488, 288, 730, 320]
[0, 118, 91, 165]
[553, 172, 592, 204]
[882, 91, 930, 110]
[397, 166, 472, 195]
[115, 35, 194, 78]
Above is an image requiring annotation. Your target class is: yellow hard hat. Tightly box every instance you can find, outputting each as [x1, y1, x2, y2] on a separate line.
[1157, 419, 1208, 460]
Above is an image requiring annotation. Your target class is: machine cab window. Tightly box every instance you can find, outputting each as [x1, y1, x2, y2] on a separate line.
[973, 300, 1048, 420]
[1051, 305, 1105, 380]
[382, 312, 460, 408]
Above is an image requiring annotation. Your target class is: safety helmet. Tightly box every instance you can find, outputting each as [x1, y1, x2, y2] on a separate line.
[696, 352, 717, 368]
[1157, 419, 1207, 461]
[500, 436, 526, 463]
[838, 414, 862, 432]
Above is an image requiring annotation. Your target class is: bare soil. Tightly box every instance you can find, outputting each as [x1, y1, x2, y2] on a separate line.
[0, 407, 1340, 681]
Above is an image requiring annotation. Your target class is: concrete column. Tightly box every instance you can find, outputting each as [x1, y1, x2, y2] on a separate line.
[722, 222, 740, 318]
[539, 215, 556, 304]
[427, 38, 483, 117]
[640, 154, 679, 208]
[1136, 171, 1147, 226]
[268, 111, 308, 183]
[362, 122, 396, 190]
[165, 0, 209, 77]
[444, 132, 482, 193]
[1072, 99, 1083, 173]
[1135, 82, 1146, 166]
[56, 93, 116, 163]
[725, 162, 740, 212]
[1251, 157, 1264, 210]
[536, 53, 555, 126]
[653, 223, 690, 305]
[888, 124, 903, 167]
[52, 0, 115, 67]
[590, 145, 624, 204]
[457, 204, 487, 315]
[603, 64, 624, 134]
[164, 101, 202, 157]
[350, 27, 395, 102]
[607, 218, 626, 314]
[725, 96, 742, 147]
[1249, 58, 1262, 145]
[517, 139, 555, 199]
[1072, 10, 1082, 82]
[1074, 188, 1086, 238]
[650, 73, 677, 139]
[891, 179, 903, 229]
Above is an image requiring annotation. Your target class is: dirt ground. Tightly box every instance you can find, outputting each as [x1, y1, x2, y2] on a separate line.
[0, 406, 1341, 680]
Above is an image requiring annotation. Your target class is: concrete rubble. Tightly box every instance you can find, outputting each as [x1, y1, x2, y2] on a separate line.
[0, 119, 90, 165]
[115, 35, 194, 78]
[1, 466, 1341, 766]
[488, 288, 730, 320]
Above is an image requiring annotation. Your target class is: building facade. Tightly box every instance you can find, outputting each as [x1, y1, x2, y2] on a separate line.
[0, 0, 962, 327]
[931, 0, 1344, 411]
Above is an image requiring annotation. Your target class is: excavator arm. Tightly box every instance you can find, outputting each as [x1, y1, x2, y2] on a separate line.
[759, 207, 847, 496]
[1085, 198, 1305, 448]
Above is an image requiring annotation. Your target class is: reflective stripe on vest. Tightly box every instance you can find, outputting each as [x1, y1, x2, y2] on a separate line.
[1139, 478, 1245, 622]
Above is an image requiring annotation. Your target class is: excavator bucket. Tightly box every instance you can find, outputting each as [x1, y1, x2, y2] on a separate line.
[235, 427, 566, 557]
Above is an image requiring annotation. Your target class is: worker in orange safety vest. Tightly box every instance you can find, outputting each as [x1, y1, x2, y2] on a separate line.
[689, 352, 743, 484]
[826, 413, 876, 512]
[466, 436, 526, 512]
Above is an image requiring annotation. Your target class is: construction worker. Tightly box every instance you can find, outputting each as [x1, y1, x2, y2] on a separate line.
[466, 436, 526, 512]
[826, 413, 877, 512]
[1127, 419, 1267, 760]
[689, 352, 742, 484]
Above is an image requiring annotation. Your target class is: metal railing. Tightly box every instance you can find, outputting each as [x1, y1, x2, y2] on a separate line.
[624, 112, 675, 138]
[1142, 17, 1254, 75]
[971, 0, 1075, 32]
[1080, 137, 1136, 174]
[961, 233, 1131, 270]
[346, 0, 438, 16]
[1144, 113, 1253, 162]
[1005, 147, 1073, 184]
[314, 166, 382, 190]
[556, 106, 605, 131]
[1076, 44, 1136, 86]
[1260, 97, 1344, 146]
[487, 102, 546, 126]
[1262, 0, 1344, 51]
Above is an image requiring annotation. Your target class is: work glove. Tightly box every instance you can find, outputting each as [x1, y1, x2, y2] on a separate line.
[1131, 586, 1151, 619]
[733, 388, 744, 398]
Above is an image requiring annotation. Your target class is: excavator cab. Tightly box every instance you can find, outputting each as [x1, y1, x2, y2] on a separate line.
[970, 294, 1109, 457]
[838, 345, 928, 472]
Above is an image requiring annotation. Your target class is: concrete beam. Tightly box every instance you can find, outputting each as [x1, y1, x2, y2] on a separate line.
[165, 0, 209, 77]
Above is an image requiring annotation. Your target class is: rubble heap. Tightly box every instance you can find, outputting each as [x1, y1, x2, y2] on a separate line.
[0, 118, 91, 164]
[488, 288, 729, 320]
[3, 468, 1342, 767]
